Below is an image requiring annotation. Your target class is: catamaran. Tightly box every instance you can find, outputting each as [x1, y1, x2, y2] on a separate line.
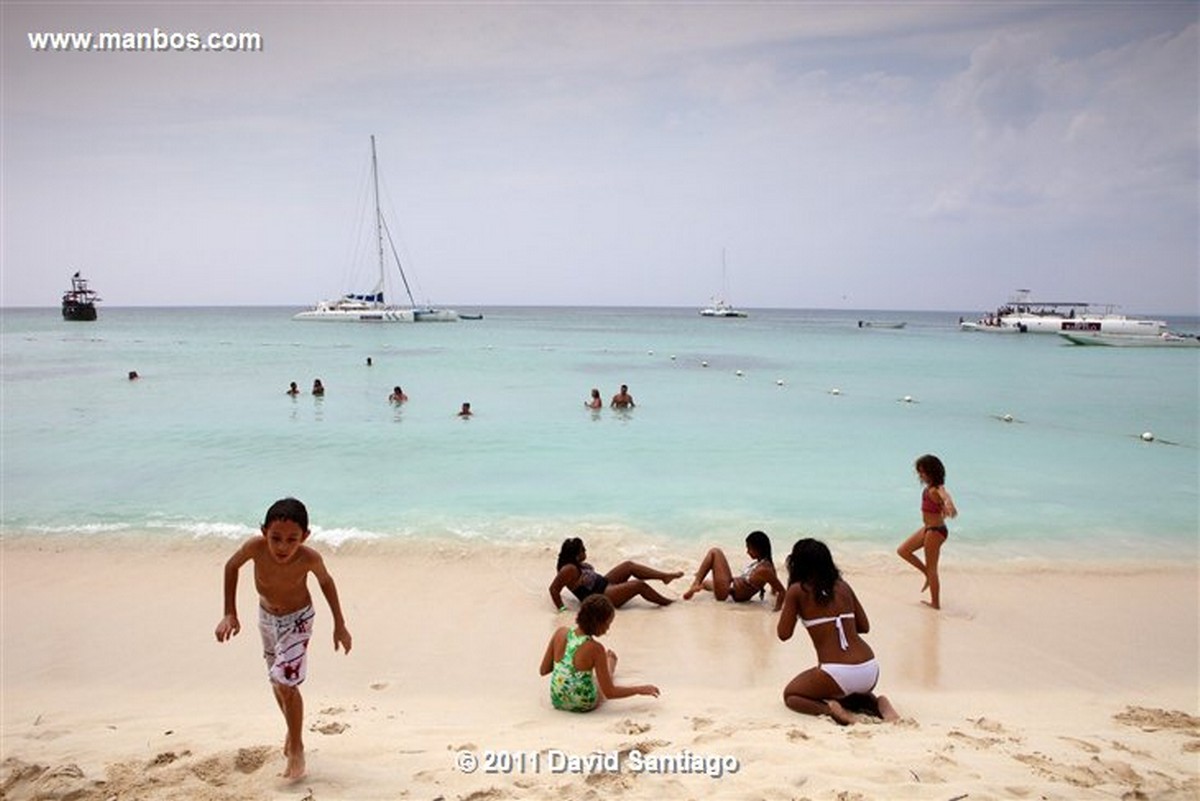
[294, 136, 458, 323]
[699, 248, 748, 318]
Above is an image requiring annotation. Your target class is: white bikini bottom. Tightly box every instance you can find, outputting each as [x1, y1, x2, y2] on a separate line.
[819, 658, 879, 696]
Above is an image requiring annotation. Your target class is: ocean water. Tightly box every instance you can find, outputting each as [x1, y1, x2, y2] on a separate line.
[2, 306, 1197, 564]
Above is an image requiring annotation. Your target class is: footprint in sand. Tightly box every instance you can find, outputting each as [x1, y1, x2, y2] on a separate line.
[690, 716, 714, 731]
[1114, 706, 1200, 733]
[970, 716, 1007, 734]
[147, 750, 192, 767]
[1014, 752, 1109, 788]
[311, 721, 349, 735]
[614, 719, 651, 735]
[370, 681, 389, 691]
[948, 730, 1002, 749]
[692, 728, 736, 745]
[1059, 736, 1102, 754]
[234, 746, 274, 773]
[618, 738, 671, 756]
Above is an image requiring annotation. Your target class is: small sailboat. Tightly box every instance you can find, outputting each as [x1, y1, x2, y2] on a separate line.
[699, 249, 748, 318]
[62, 271, 100, 321]
[294, 136, 459, 323]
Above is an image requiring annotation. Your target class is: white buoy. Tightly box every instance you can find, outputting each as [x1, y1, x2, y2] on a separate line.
[829, 388, 841, 395]
[903, 395, 914, 403]
[670, 355, 676, 361]
[1002, 413, 1014, 423]
[701, 360, 709, 368]
[648, 350, 654, 356]
[776, 379, 785, 386]
[735, 369, 744, 377]
[1141, 431, 1155, 442]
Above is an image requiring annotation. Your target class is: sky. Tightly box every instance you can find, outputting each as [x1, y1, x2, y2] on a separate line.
[2, 1, 1197, 314]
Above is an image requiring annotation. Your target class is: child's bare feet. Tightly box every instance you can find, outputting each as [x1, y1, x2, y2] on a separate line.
[281, 748, 306, 780]
[682, 582, 702, 600]
[665, 571, 685, 584]
[827, 700, 857, 726]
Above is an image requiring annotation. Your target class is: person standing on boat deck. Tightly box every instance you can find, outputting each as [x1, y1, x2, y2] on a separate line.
[610, 384, 635, 409]
[896, 454, 957, 610]
[585, 388, 602, 409]
[311, 379, 325, 396]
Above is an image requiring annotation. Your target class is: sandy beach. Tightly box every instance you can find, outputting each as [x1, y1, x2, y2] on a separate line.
[1, 534, 1197, 800]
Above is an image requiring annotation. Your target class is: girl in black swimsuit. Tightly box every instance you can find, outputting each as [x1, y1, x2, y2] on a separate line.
[548, 537, 683, 611]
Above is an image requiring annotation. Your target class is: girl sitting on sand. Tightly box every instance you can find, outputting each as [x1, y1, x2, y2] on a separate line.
[682, 530, 786, 610]
[539, 595, 660, 712]
[777, 538, 898, 725]
[548, 537, 683, 611]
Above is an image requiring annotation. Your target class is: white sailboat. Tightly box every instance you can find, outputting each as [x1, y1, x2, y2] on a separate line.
[294, 136, 458, 323]
[699, 248, 748, 318]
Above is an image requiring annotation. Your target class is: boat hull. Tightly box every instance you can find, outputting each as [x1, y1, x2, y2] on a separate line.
[413, 308, 460, 322]
[293, 307, 415, 322]
[62, 302, 97, 321]
[962, 316, 1167, 335]
[1059, 332, 1200, 348]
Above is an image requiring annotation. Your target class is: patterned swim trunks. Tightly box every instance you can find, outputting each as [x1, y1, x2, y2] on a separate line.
[259, 605, 315, 687]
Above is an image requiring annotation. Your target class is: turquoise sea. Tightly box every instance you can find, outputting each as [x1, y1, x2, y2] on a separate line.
[2, 306, 1197, 564]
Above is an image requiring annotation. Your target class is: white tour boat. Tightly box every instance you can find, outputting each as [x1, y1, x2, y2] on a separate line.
[960, 289, 1166, 336]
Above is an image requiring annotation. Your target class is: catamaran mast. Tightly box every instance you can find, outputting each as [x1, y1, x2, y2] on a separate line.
[370, 135, 386, 302]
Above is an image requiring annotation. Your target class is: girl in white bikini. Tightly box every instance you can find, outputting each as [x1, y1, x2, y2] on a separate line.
[777, 538, 898, 725]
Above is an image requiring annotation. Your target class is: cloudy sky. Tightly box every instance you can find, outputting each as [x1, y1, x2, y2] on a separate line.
[3, 2, 1197, 313]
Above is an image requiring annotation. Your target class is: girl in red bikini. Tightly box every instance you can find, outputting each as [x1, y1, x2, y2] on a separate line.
[896, 454, 957, 610]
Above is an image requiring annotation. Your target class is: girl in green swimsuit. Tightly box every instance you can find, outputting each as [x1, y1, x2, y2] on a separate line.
[539, 595, 660, 712]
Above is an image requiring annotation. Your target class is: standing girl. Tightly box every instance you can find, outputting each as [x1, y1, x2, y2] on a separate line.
[896, 454, 957, 609]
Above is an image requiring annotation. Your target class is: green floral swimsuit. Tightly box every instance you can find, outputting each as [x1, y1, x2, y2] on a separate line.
[550, 628, 598, 712]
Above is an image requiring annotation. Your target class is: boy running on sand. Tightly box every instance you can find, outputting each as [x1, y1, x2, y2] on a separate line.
[215, 497, 352, 780]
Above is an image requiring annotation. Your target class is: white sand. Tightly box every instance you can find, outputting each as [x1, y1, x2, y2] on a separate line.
[2, 534, 1197, 800]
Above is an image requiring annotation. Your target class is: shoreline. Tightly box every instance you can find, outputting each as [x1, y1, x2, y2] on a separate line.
[2, 534, 1198, 800]
[2, 525, 1196, 572]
